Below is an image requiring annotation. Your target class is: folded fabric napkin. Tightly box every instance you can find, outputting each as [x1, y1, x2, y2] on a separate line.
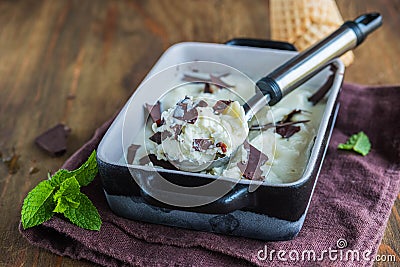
[19, 83, 400, 266]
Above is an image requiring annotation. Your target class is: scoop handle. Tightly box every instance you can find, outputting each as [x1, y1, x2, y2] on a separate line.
[246, 13, 382, 113]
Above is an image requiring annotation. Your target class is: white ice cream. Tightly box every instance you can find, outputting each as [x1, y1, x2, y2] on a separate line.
[129, 72, 326, 184]
[152, 96, 248, 166]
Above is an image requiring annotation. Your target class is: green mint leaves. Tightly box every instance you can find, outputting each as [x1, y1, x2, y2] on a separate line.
[21, 150, 101, 230]
[338, 131, 371, 156]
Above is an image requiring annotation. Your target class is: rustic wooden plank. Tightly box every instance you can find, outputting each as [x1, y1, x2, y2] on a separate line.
[0, 0, 398, 266]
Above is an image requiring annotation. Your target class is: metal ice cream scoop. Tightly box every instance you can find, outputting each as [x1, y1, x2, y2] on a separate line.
[173, 13, 382, 172]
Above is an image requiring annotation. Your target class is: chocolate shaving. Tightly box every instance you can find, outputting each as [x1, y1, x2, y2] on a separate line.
[281, 109, 302, 123]
[127, 144, 141, 164]
[203, 83, 213, 94]
[34, 124, 71, 157]
[213, 100, 233, 114]
[173, 99, 198, 124]
[276, 125, 301, 138]
[275, 109, 310, 138]
[193, 139, 214, 152]
[210, 73, 233, 88]
[149, 131, 172, 144]
[145, 101, 163, 126]
[237, 141, 268, 181]
[138, 154, 178, 170]
[250, 120, 310, 131]
[308, 64, 337, 105]
[182, 73, 233, 88]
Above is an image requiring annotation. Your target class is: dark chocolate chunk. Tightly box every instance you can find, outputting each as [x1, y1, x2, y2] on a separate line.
[237, 141, 268, 181]
[127, 144, 141, 164]
[210, 73, 233, 88]
[213, 100, 233, 114]
[149, 132, 162, 144]
[182, 73, 233, 88]
[195, 100, 208, 108]
[281, 109, 302, 123]
[275, 108, 310, 138]
[193, 139, 214, 152]
[276, 125, 301, 138]
[308, 64, 337, 105]
[34, 124, 71, 157]
[173, 100, 198, 124]
[149, 131, 172, 144]
[203, 83, 213, 94]
[145, 101, 162, 125]
[138, 154, 178, 170]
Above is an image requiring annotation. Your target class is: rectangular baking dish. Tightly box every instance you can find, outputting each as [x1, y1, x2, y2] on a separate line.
[97, 40, 344, 241]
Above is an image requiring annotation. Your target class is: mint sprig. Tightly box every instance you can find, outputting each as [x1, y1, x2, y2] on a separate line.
[21, 150, 101, 230]
[338, 131, 371, 156]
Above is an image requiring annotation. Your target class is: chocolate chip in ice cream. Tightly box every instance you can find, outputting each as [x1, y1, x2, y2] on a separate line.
[195, 99, 208, 108]
[237, 141, 268, 181]
[213, 100, 233, 114]
[149, 131, 172, 144]
[145, 101, 163, 126]
[193, 139, 214, 152]
[203, 83, 213, 94]
[173, 98, 198, 124]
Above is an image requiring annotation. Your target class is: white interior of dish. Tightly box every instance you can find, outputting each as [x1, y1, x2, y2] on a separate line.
[97, 42, 344, 187]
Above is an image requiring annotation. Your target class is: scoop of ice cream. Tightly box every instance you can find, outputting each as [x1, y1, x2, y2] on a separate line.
[151, 96, 249, 166]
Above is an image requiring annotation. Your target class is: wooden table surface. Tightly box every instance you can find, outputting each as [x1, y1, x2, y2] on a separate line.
[0, 0, 399, 266]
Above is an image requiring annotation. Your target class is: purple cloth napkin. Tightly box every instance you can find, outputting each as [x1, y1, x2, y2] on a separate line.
[19, 83, 400, 266]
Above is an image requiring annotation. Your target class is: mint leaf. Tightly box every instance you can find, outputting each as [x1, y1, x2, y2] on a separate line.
[49, 169, 74, 187]
[21, 150, 101, 231]
[53, 177, 81, 213]
[49, 150, 98, 187]
[70, 150, 98, 186]
[338, 131, 371, 156]
[21, 180, 55, 229]
[63, 192, 101, 230]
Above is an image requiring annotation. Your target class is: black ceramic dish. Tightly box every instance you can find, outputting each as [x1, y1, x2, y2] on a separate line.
[97, 39, 344, 240]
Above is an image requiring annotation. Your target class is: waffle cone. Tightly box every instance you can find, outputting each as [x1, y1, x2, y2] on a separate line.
[270, 0, 354, 66]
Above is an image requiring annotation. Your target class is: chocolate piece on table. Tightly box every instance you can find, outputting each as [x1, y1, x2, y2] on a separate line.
[192, 139, 214, 152]
[34, 124, 71, 157]
[127, 144, 141, 164]
[237, 141, 268, 181]
[2, 152, 20, 174]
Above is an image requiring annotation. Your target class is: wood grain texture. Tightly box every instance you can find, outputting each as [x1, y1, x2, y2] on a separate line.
[0, 0, 398, 266]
